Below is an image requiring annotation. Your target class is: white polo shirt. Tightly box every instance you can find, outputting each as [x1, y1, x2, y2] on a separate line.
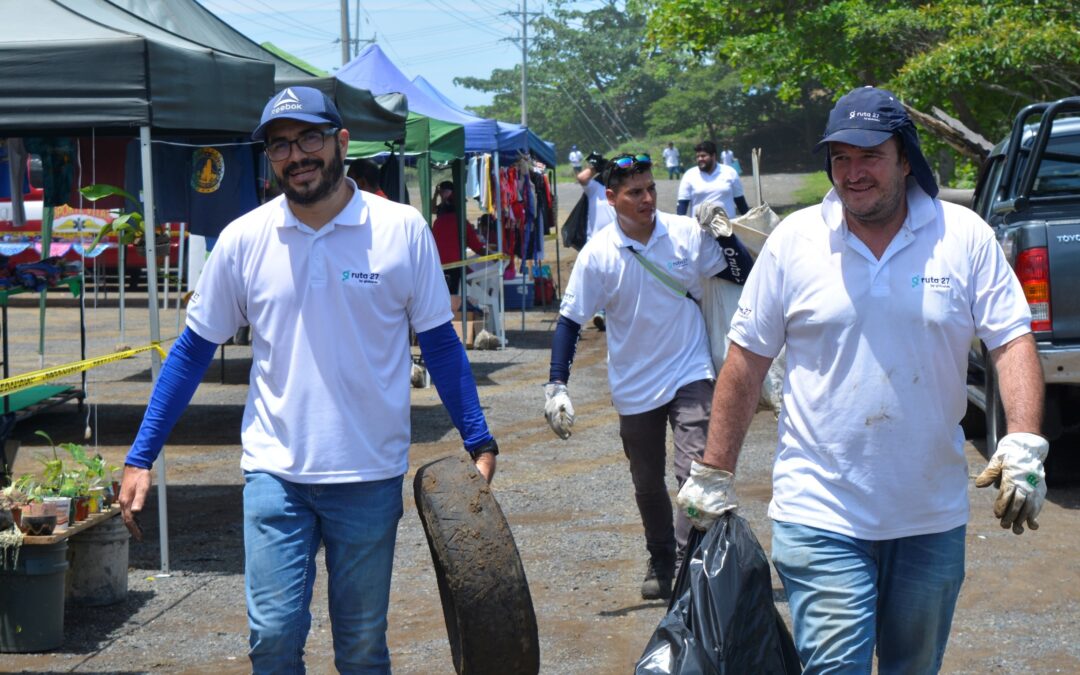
[584, 178, 616, 241]
[186, 181, 452, 483]
[677, 163, 744, 217]
[560, 211, 726, 414]
[730, 180, 1032, 539]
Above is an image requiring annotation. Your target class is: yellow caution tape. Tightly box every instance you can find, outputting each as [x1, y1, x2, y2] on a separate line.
[440, 252, 508, 271]
[0, 342, 169, 398]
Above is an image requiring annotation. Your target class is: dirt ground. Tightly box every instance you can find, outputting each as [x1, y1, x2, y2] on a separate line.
[3, 176, 1079, 673]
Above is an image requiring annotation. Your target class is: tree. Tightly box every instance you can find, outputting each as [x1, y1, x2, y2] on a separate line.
[634, 0, 1080, 160]
[457, 1, 665, 156]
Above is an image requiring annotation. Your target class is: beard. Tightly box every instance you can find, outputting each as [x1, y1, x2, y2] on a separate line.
[275, 142, 345, 206]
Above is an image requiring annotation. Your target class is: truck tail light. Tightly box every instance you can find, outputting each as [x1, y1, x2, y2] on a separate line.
[1014, 247, 1051, 331]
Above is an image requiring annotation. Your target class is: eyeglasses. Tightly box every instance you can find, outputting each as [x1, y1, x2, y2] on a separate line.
[264, 127, 338, 162]
[609, 153, 652, 171]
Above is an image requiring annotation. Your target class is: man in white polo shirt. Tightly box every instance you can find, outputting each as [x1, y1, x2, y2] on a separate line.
[676, 140, 748, 219]
[117, 86, 498, 673]
[543, 152, 754, 600]
[678, 86, 1047, 673]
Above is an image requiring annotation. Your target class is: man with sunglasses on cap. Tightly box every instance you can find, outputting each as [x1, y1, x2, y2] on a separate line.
[544, 152, 755, 600]
[676, 140, 749, 219]
[678, 86, 1046, 673]
[117, 86, 499, 673]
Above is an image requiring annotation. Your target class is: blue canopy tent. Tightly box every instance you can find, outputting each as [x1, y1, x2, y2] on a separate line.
[411, 75, 556, 168]
[405, 76, 562, 334]
[339, 45, 497, 154]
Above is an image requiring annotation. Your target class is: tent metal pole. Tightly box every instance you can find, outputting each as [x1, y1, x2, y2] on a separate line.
[140, 126, 170, 575]
[493, 153, 505, 347]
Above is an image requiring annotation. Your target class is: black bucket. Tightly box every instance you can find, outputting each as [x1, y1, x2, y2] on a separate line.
[0, 540, 68, 652]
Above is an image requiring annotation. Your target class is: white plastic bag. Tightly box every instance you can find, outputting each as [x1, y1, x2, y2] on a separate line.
[699, 204, 785, 417]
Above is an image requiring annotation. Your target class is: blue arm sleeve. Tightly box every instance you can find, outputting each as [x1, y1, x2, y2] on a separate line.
[125, 327, 218, 469]
[677, 199, 690, 216]
[549, 315, 582, 383]
[735, 195, 750, 215]
[715, 234, 755, 285]
[417, 321, 492, 452]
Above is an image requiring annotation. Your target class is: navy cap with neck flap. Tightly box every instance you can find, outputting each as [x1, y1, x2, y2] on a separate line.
[815, 86, 938, 198]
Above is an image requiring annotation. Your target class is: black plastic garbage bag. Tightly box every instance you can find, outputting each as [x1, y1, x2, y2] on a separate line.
[635, 513, 802, 675]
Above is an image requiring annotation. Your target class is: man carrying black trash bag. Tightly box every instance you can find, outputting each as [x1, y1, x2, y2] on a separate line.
[677, 86, 1046, 673]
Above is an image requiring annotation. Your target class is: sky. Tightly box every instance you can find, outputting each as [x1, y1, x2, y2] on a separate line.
[199, 0, 566, 112]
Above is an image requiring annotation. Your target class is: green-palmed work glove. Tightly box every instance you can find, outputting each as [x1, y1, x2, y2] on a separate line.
[975, 432, 1049, 534]
[676, 460, 738, 530]
[543, 382, 575, 440]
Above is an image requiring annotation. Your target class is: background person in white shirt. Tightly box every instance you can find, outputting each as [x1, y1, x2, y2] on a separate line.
[720, 146, 735, 168]
[544, 152, 754, 601]
[568, 144, 584, 173]
[118, 86, 499, 674]
[678, 86, 1047, 674]
[575, 152, 618, 330]
[662, 141, 681, 179]
[676, 140, 748, 218]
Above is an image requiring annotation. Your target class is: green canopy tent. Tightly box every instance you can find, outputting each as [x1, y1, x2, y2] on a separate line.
[348, 112, 465, 223]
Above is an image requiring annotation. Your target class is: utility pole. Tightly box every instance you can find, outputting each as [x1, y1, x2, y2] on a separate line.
[520, 0, 528, 127]
[340, 0, 350, 66]
[354, 0, 361, 57]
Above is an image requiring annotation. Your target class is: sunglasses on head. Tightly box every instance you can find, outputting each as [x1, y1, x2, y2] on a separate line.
[609, 153, 652, 170]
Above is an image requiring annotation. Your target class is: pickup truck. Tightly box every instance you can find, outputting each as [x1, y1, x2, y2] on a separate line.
[965, 97, 1080, 478]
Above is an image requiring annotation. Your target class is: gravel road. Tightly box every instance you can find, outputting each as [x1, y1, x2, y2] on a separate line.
[4, 173, 1079, 674]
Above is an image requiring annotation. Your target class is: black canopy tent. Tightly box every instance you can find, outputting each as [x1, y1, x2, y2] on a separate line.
[1, 0, 277, 573]
[107, 0, 409, 144]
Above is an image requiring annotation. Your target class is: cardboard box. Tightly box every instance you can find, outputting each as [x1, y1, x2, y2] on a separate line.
[452, 319, 480, 348]
[449, 294, 484, 320]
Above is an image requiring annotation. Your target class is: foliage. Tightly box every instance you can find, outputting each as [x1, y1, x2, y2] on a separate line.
[26, 431, 113, 499]
[634, 0, 1080, 148]
[77, 183, 148, 249]
[789, 172, 834, 211]
[459, 1, 830, 171]
[458, 1, 663, 155]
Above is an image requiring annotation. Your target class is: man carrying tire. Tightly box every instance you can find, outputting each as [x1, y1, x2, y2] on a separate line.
[544, 152, 754, 600]
[678, 86, 1047, 673]
[117, 86, 499, 674]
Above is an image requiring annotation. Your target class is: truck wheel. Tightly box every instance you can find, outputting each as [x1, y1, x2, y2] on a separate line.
[413, 455, 540, 675]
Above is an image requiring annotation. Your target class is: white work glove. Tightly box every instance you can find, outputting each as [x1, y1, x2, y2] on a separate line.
[974, 432, 1049, 534]
[694, 200, 733, 238]
[543, 382, 575, 440]
[676, 460, 738, 530]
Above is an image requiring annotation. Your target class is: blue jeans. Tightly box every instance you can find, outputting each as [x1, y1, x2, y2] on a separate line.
[243, 471, 404, 674]
[771, 521, 965, 675]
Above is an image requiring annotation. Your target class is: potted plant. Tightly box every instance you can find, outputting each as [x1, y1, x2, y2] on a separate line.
[77, 183, 170, 261]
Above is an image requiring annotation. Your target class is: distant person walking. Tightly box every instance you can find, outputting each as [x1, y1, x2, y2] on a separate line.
[568, 145, 584, 173]
[720, 146, 735, 168]
[677, 140, 748, 218]
[662, 142, 681, 179]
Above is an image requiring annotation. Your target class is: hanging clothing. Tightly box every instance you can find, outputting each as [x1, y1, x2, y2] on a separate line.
[23, 137, 76, 207]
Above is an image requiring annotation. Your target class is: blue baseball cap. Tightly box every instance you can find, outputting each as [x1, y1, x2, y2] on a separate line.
[815, 86, 938, 198]
[252, 86, 344, 141]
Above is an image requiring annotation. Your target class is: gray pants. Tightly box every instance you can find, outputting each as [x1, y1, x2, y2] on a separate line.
[618, 378, 713, 563]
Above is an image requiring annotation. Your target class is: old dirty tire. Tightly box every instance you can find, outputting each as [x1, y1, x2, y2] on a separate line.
[413, 455, 540, 675]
